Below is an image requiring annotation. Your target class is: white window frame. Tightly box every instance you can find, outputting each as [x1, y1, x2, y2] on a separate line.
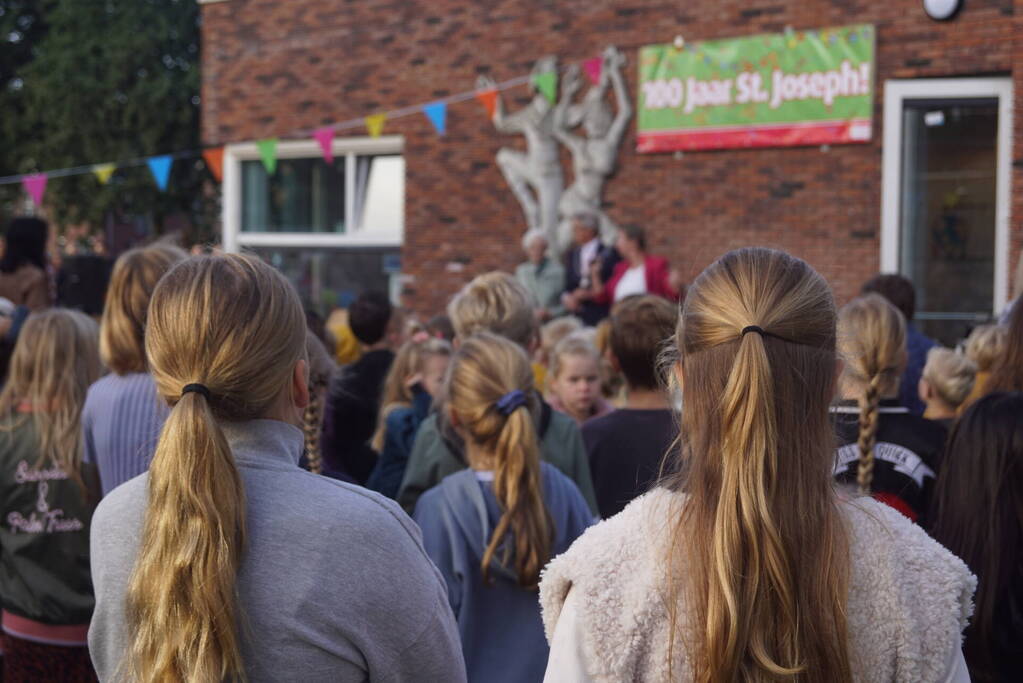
[880, 77, 1013, 314]
[222, 135, 404, 252]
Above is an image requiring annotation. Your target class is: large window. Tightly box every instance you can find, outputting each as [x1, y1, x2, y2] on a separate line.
[223, 136, 404, 250]
[223, 137, 404, 310]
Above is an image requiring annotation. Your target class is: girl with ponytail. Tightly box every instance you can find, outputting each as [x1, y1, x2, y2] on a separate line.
[540, 248, 975, 682]
[833, 293, 947, 522]
[88, 254, 465, 683]
[413, 332, 593, 683]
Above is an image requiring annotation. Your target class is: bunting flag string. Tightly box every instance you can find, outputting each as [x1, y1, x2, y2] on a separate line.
[313, 127, 335, 164]
[22, 174, 46, 207]
[146, 155, 173, 191]
[92, 163, 116, 185]
[476, 89, 498, 118]
[423, 101, 446, 135]
[531, 70, 557, 104]
[0, 53, 603, 195]
[365, 114, 387, 138]
[256, 138, 278, 174]
[202, 147, 224, 182]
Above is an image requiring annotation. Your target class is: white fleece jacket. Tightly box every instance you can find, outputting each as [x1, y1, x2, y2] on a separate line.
[540, 488, 976, 682]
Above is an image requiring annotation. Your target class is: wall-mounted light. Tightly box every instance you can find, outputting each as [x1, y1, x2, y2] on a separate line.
[923, 0, 964, 21]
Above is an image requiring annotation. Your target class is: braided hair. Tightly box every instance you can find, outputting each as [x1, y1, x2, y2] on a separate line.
[837, 293, 907, 495]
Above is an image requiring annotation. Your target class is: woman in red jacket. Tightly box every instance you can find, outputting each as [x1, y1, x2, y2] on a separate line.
[588, 225, 682, 305]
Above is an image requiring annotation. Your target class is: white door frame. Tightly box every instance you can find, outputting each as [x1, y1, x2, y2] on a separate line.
[881, 77, 1013, 313]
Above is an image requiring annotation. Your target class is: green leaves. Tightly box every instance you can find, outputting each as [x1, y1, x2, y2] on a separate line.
[0, 0, 215, 243]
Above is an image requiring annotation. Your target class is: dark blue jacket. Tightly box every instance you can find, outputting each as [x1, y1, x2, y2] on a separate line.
[366, 387, 432, 499]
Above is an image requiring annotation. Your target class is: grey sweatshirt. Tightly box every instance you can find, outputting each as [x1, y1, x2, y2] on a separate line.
[88, 419, 466, 683]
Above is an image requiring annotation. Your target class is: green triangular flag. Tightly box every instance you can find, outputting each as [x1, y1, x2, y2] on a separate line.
[256, 138, 278, 174]
[531, 71, 557, 104]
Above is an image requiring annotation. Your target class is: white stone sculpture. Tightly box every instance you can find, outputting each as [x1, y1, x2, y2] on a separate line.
[552, 46, 632, 253]
[478, 57, 564, 245]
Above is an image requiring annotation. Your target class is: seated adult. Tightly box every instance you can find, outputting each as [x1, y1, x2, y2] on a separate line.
[561, 213, 619, 326]
[515, 230, 565, 323]
[589, 225, 681, 305]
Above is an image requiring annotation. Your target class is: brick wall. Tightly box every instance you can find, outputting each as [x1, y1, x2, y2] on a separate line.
[200, 0, 1018, 317]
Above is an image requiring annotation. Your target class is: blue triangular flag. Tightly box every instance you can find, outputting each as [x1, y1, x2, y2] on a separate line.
[147, 155, 173, 191]
[423, 101, 446, 135]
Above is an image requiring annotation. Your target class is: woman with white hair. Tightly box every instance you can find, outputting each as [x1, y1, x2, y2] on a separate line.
[515, 229, 565, 322]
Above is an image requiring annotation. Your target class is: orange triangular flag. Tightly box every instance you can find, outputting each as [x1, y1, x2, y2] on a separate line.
[203, 147, 225, 182]
[365, 114, 386, 138]
[476, 89, 498, 118]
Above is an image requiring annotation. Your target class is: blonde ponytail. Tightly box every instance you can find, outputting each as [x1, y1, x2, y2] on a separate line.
[125, 254, 306, 682]
[126, 392, 246, 682]
[446, 333, 552, 589]
[837, 293, 907, 496]
[669, 248, 851, 682]
[483, 402, 550, 588]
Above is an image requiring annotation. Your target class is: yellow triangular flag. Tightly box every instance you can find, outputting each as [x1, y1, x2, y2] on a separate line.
[365, 113, 386, 138]
[92, 163, 116, 185]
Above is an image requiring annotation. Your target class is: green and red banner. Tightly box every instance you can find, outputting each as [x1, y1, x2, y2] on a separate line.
[637, 25, 875, 153]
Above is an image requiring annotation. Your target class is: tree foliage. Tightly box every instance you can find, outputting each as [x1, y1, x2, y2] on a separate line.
[0, 0, 215, 240]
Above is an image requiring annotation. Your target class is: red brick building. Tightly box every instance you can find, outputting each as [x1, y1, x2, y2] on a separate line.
[200, 0, 1022, 342]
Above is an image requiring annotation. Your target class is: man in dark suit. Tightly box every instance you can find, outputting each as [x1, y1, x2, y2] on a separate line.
[561, 213, 620, 326]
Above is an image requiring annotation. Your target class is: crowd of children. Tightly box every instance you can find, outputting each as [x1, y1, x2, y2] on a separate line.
[0, 213, 1018, 682]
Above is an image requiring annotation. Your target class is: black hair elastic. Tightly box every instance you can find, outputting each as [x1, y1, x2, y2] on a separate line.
[181, 383, 211, 400]
[741, 325, 765, 337]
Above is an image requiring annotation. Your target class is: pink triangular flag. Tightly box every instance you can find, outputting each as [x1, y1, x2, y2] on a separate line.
[22, 174, 47, 207]
[314, 127, 334, 164]
[583, 57, 602, 85]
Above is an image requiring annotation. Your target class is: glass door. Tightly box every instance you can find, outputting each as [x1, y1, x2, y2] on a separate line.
[881, 79, 1011, 345]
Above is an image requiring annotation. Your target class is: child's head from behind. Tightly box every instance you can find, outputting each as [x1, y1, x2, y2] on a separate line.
[444, 332, 549, 588]
[1, 309, 101, 479]
[964, 324, 1007, 373]
[448, 272, 537, 349]
[610, 295, 678, 391]
[837, 293, 907, 399]
[547, 333, 601, 419]
[101, 243, 188, 375]
[920, 347, 976, 415]
[348, 291, 396, 347]
[383, 337, 453, 408]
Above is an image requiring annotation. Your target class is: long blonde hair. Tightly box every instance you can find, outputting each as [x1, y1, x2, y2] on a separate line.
[124, 254, 305, 683]
[371, 337, 451, 451]
[0, 309, 101, 492]
[837, 293, 907, 493]
[667, 247, 851, 682]
[446, 332, 551, 589]
[99, 244, 187, 375]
